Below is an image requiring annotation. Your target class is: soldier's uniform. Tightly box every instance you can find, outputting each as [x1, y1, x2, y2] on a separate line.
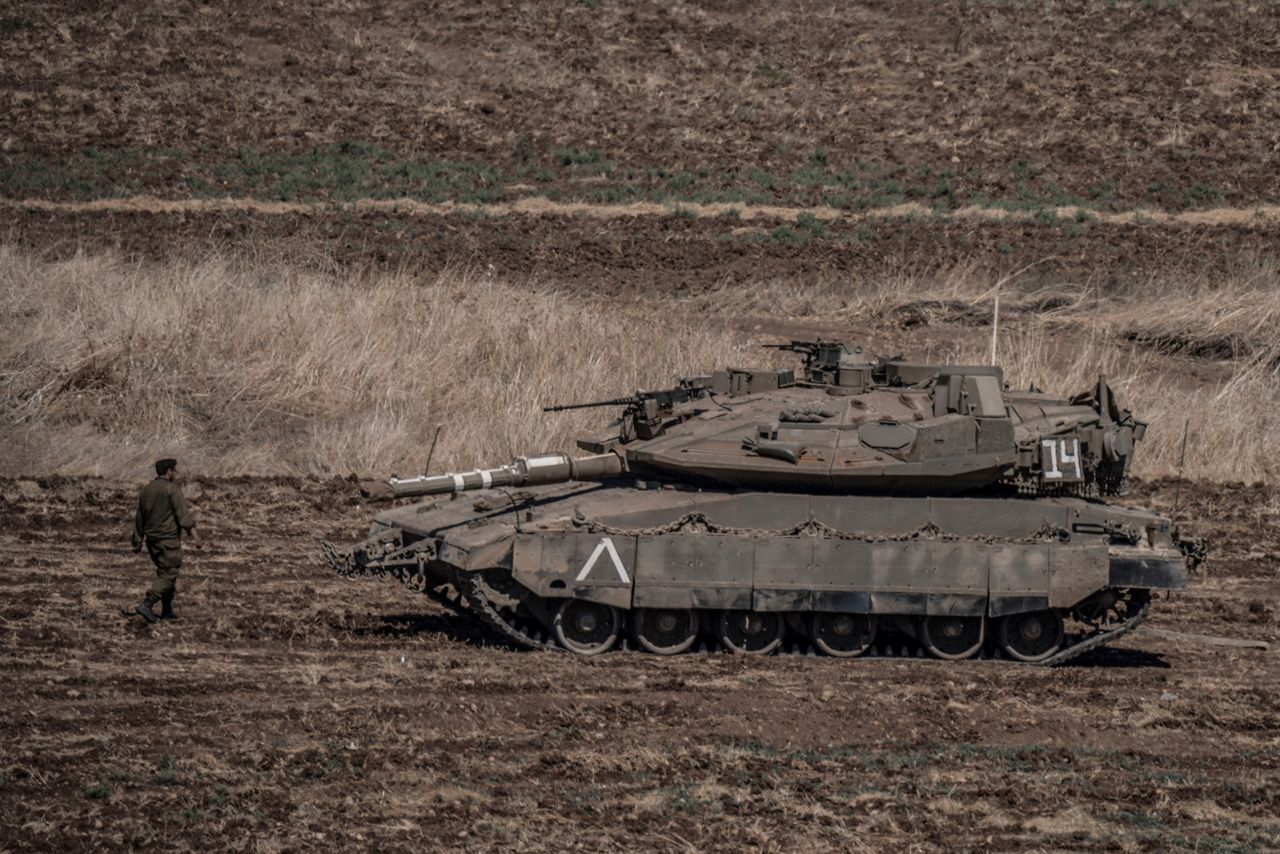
[130, 461, 196, 622]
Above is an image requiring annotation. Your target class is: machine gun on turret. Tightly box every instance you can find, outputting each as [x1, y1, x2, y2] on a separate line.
[762, 338, 861, 370]
[542, 396, 645, 413]
[543, 377, 712, 413]
[761, 339, 873, 388]
[545, 377, 713, 441]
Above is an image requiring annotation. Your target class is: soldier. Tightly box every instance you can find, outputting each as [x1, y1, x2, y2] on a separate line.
[126, 458, 201, 623]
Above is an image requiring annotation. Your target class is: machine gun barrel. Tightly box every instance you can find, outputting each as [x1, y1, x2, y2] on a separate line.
[544, 379, 711, 414]
[543, 397, 638, 413]
[366, 452, 624, 499]
[761, 340, 818, 353]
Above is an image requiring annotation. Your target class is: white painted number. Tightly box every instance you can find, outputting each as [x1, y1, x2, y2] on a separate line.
[1041, 437, 1083, 482]
[576, 537, 630, 583]
[1060, 438, 1080, 478]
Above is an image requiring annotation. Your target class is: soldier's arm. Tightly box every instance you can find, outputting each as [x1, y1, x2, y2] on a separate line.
[172, 487, 199, 543]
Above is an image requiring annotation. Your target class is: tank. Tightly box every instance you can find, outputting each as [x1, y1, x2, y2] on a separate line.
[322, 340, 1203, 665]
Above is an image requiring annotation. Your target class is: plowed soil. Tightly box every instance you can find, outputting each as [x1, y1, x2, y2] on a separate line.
[5, 0, 1280, 288]
[9, 204, 1280, 290]
[4, 0, 1279, 207]
[1, 477, 1276, 851]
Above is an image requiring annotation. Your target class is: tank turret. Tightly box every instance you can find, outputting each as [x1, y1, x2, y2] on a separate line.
[363, 341, 1146, 501]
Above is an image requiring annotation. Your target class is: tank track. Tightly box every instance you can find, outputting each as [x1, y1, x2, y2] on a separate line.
[322, 538, 1153, 665]
[456, 571, 559, 652]
[1040, 599, 1149, 666]
[320, 539, 467, 614]
[395, 566, 1154, 667]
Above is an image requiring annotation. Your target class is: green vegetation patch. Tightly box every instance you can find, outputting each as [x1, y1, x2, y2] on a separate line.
[0, 142, 505, 204]
[211, 141, 504, 202]
[0, 141, 1236, 215]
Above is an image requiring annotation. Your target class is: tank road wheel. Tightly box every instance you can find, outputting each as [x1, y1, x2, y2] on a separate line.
[632, 608, 699, 655]
[716, 610, 783, 655]
[553, 599, 621, 656]
[997, 610, 1065, 663]
[807, 612, 876, 658]
[920, 615, 985, 661]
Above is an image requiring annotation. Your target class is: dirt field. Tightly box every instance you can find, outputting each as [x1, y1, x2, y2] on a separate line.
[4, 0, 1279, 210]
[0, 476, 1276, 851]
[5, 0, 1280, 295]
[4, 0, 1280, 849]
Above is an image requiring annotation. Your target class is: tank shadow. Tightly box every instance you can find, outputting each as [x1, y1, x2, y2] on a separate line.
[1057, 646, 1170, 669]
[350, 611, 531, 649]
[341, 613, 1174, 667]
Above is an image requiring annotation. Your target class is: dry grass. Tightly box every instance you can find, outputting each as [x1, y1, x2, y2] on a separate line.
[0, 246, 755, 476]
[2, 246, 1276, 482]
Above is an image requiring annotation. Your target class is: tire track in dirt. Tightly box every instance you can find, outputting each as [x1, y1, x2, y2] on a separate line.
[6, 195, 1280, 229]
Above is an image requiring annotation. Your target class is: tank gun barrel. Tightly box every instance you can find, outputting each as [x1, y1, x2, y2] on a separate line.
[371, 452, 624, 499]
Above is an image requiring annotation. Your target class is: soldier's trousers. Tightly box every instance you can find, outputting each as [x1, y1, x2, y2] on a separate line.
[144, 537, 182, 599]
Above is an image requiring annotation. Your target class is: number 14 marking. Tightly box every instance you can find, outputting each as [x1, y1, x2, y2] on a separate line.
[1042, 437, 1083, 481]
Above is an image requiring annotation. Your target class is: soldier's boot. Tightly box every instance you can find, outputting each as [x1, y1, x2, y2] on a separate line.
[159, 594, 178, 621]
[133, 593, 160, 624]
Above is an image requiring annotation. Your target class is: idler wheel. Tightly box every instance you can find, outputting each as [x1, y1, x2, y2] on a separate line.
[997, 610, 1065, 663]
[716, 610, 783, 655]
[632, 608, 699, 655]
[553, 600, 621, 656]
[807, 612, 876, 658]
[920, 615, 985, 661]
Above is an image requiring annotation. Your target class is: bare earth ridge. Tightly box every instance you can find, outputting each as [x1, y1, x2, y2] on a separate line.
[8, 195, 1280, 228]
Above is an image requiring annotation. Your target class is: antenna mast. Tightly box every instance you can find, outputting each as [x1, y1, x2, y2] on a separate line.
[990, 287, 1000, 365]
[424, 424, 443, 475]
[1171, 418, 1190, 519]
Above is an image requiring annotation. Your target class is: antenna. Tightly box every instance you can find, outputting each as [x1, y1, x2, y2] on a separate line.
[977, 256, 1055, 366]
[990, 287, 1000, 365]
[1171, 418, 1190, 519]
[423, 424, 443, 475]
